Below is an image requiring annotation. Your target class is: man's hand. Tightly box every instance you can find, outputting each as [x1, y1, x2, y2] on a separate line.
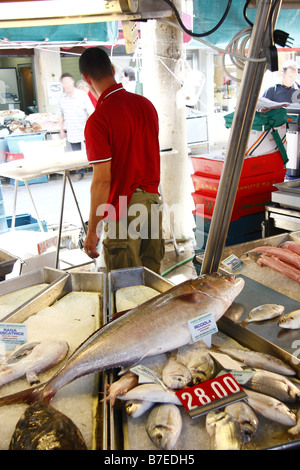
[83, 228, 99, 258]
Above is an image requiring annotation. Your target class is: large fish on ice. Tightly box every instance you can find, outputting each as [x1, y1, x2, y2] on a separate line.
[0, 273, 244, 406]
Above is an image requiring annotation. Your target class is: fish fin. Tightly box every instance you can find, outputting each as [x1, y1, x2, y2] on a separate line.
[175, 292, 204, 304]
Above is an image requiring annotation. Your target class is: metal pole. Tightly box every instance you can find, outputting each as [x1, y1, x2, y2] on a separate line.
[201, 0, 280, 274]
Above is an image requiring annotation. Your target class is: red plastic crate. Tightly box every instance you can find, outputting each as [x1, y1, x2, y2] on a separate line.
[191, 150, 285, 179]
[191, 169, 286, 197]
[5, 152, 24, 162]
[192, 191, 273, 221]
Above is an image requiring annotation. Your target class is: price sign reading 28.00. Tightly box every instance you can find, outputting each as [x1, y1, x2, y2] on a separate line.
[175, 373, 247, 419]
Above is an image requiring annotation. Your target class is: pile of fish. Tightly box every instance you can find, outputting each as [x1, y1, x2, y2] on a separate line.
[0, 273, 244, 449]
[105, 333, 300, 450]
[249, 242, 300, 284]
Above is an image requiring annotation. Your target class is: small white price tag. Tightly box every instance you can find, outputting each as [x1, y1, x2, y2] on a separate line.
[222, 254, 243, 271]
[188, 313, 218, 344]
[0, 323, 27, 350]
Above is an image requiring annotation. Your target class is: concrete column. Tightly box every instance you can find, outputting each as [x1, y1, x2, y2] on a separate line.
[33, 47, 62, 113]
[140, 5, 194, 241]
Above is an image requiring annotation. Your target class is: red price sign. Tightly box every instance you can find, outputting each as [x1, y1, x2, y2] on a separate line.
[175, 373, 246, 418]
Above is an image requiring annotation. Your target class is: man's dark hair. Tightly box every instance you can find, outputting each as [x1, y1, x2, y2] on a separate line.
[79, 47, 114, 80]
[61, 73, 74, 80]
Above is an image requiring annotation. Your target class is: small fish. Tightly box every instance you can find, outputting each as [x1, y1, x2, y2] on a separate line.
[245, 369, 300, 403]
[103, 373, 139, 406]
[146, 404, 182, 450]
[162, 358, 192, 390]
[239, 304, 284, 327]
[117, 383, 182, 405]
[244, 389, 296, 426]
[216, 347, 296, 376]
[125, 400, 155, 418]
[9, 401, 87, 450]
[206, 409, 242, 450]
[176, 342, 216, 384]
[288, 409, 300, 436]
[0, 339, 69, 387]
[278, 309, 300, 330]
[225, 401, 259, 443]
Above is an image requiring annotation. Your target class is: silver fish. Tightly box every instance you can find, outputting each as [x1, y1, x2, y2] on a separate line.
[0, 274, 244, 406]
[146, 404, 182, 450]
[278, 309, 300, 329]
[216, 347, 296, 376]
[162, 358, 192, 390]
[0, 340, 69, 387]
[288, 408, 300, 436]
[176, 342, 216, 384]
[239, 304, 284, 327]
[245, 369, 300, 403]
[125, 400, 155, 418]
[104, 372, 139, 406]
[244, 389, 296, 426]
[117, 383, 182, 405]
[225, 401, 259, 443]
[206, 409, 242, 450]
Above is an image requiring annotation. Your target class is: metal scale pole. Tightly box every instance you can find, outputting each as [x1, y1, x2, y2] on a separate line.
[201, 0, 281, 274]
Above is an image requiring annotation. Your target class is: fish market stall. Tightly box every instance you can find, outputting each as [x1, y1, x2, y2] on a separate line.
[104, 266, 300, 451]
[0, 270, 106, 450]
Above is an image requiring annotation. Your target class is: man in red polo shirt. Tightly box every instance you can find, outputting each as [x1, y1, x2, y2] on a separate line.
[79, 47, 164, 274]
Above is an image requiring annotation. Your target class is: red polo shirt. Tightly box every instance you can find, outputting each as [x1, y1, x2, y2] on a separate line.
[85, 84, 160, 221]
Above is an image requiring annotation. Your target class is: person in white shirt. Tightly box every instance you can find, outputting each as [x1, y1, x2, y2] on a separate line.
[58, 73, 94, 181]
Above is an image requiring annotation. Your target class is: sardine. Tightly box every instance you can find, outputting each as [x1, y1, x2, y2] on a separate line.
[206, 409, 242, 450]
[0, 340, 69, 387]
[244, 389, 296, 426]
[225, 401, 258, 443]
[117, 383, 182, 405]
[104, 372, 139, 406]
[278, 309, 300, 329]
[9, 401, 87, 450]
[239, 304, 284, 327]
[245, 369, 300, 403]
[125, 400, 155, 418]
[162, 358, 192, 390]
[216, 347, 296, 376]
[288, 408, 300, 436]
[176, 342, 216, 384]
[146, 404, 182, 450]
[0, 274, 244, 406]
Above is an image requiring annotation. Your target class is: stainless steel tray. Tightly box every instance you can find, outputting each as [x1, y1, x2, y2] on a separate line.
[0, 248, 18, 279]
[106, 268, 300, 451]
[275, 179, 300, 195]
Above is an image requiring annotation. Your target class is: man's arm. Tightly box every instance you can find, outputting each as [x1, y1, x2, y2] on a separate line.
[83, 160, 111, 258]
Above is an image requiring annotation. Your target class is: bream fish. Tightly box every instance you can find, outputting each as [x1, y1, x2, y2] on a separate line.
[278, 309, 300, 329]
[244, 389, 296, 426]
[9, 401, 87, 450]
[239, 304, 284, 327]
[161, 358, 192, 390]
[146, 404, 182, 450]
[225, 401, 258, 443]
[215, 347, 296, 376]
[245, 369, 300, 403]
[0, 274, 244, 407]
[0, 339, 69, 387]
[176, 341, 216, 384]
[206, 409, 242, 450]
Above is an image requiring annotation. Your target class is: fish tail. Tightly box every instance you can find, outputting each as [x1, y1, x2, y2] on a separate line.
[0, 382, 49, 407]
[238, 320, 249, 328]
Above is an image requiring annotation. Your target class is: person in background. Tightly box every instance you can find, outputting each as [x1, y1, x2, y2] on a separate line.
[58, 73, 94, 181]
[122, 67, 136, 93]
[262, 60, 300, 104]
[76, 79, 98, 107]
[79, 47, 164, 274]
